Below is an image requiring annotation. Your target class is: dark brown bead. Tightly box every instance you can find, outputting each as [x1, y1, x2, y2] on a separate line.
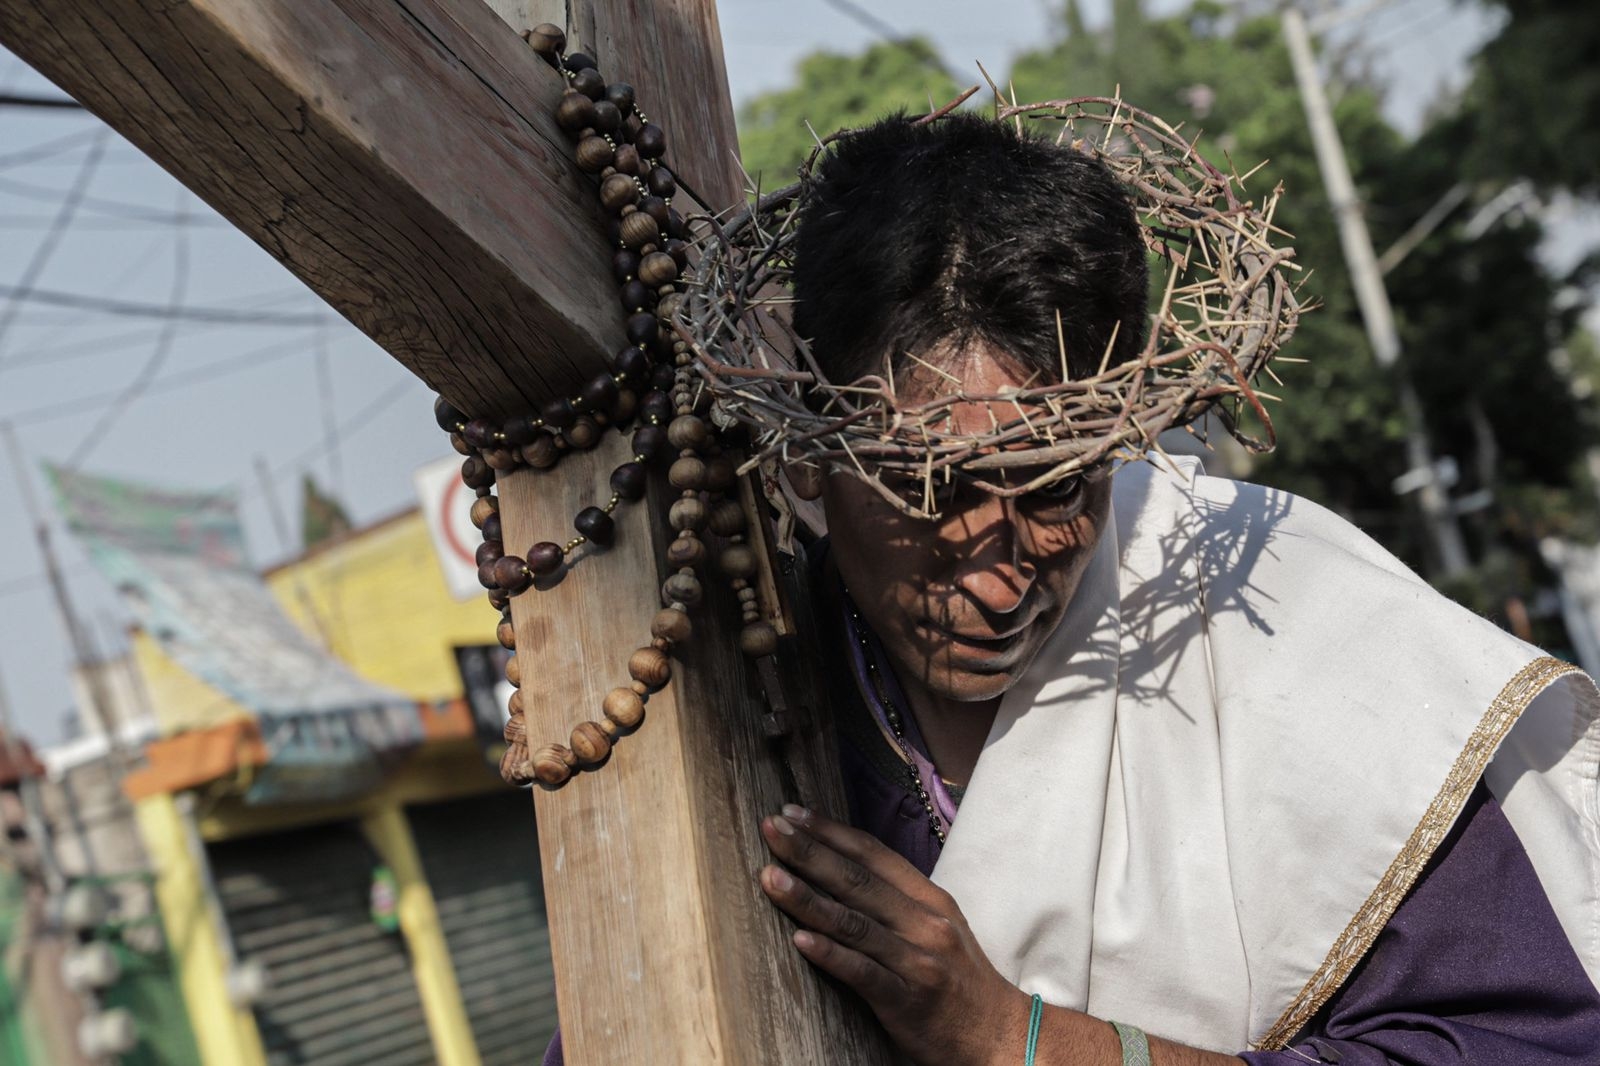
[501, 414, 539, 447]
[433, 396, 466, 432]
[497, 618, 517, 650]
[708, 498, 747, 537]
[564, 51, 597, 71]
[480, 512, 503, 543]
[740, 621, 779, 658]
[570, 67, 605, 100]
[461, 455, 495, 490]
[575, 135, 614, 173]
[603, 687, 646, 729]
[704, 456, 737, 493]
[638, 195, 670, 228]
[528, 541, 565, 576]
[570, 721, 611, 766]
[601, 173, 639, 214]
[612, 248, 641, 283]
[565, 416, 600, 449]
[610, 462, 647, 501]
[554, 90, 596, 134]
[640, 391, 673, 424]
[606, 215, 622, 246]
[619, 211, 660, 250]
[650, 363, 677, 391]
[619, 278, 652, 312]
[522, 432, 560, 469]
[666, 532, 705, 568]
[477, 559, 501, 589]
[632, 424, 667, 461]
[590, 99, 622, 134]
[662, 571, 703, 608]
[719, 543, 758, 579]
[611, 388, 639, 423]
[605, 82, 635, 117]
[504, 654, 522, 687]
[531, 745, 575, 788]
[612, 143, 641, 175]
[487, 588, 511, 610]
[651, 607, 692, 644]
[669, 455, 706, 490]
[667, 414, 709, 451]
[524, 23, 565, 58]
[627, 646, 671, 688]
[623, 113, 644, 141]
[462, 418, 496, 449]
[611, 346, 651, 383]
[581, 373, 620, 412]
[638, 251, 678, 288]
[669, 496, 707, 532]
[493, 556, 531, 593]
[475, 540, 504, 567]
[647, 165, 677, 199]
[574, 506, 615, 547]
[542, 397, 577, 430]
[667, 208, 689, 241]
[450, 432, 471, 456]
[664, 238, 690, 270]
[635, 123, 667, 159]
[626, 312, 659, 347]
[483, 447, 518, 471]
[470, 495, 499, 528]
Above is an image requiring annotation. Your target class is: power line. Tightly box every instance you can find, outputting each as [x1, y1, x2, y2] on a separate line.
[0, 92, 83, 110]
[815, 0, 966, 83]
[0, 285, 338, 326]
[0, 128, 105, 171]
[0, 173, 232, 227]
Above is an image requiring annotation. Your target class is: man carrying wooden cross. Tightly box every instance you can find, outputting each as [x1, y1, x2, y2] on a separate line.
[545, 104, 1600, 1063]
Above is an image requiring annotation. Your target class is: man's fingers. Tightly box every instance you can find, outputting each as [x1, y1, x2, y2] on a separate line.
[761, 814, 912, 923]
[779, 805, 951, 909]
[760, 864, 913, 971]
[790, 928, 908, 1007]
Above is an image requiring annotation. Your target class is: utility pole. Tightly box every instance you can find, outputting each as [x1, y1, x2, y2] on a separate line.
[1282, 6, 1471, 577]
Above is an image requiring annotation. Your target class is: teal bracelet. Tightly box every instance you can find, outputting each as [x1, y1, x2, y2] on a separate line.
[1110, 1021, 1151, 1066]
[1023, 993, 1044, 1065]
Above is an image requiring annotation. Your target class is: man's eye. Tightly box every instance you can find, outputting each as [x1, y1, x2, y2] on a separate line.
[1024, 479, 1084, 508]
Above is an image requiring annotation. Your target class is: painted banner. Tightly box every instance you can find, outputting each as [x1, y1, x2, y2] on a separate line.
[46, 465, 421, 804]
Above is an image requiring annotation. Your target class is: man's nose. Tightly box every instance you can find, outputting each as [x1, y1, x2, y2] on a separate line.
[952, 496, 1035, 615]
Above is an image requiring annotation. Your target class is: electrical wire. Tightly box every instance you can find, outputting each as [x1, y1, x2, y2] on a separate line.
[0, 128, 105, 172]
[816, 0, 966, 82]
[0, 127, 109, 367]
[0, 285, 337, 326]
[0, 173, 232, 227]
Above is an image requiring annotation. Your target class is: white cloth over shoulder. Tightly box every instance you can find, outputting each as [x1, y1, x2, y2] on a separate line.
[932, 458, 1600, 1052]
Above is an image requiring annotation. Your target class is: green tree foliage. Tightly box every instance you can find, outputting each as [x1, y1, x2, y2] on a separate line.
[301, 473, 353, 550]
[736, 38, 959, 187]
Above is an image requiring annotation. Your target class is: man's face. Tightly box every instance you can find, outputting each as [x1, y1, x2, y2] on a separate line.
[814, 347, 1112, 703]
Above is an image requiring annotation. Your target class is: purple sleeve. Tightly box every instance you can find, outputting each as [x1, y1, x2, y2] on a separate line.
[1240, 782, 1600, 1065]
[542, 1027, 563, 1066]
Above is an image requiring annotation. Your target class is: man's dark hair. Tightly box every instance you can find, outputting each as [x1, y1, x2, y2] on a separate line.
[792, 113, 1149, 387]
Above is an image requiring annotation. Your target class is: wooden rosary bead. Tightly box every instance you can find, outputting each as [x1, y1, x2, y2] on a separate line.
[433, 396, 466, 432]
[531, 745, 575, 788]
[610, 461, 647, 501]
[669, 496, 707, 532]
[487, 588, 511, 611]
[605, 82, 635, 116]
[503, 711, 525, 744]
[505, 653, 522, 687]
[470, 495, 500, 528]
[462, 416, 496, 449]
[739, 621, 779, 658]
[611, 388, 638, 423]
[667, 414, 709, 451]
[581, 373, 620, 412]
[524, 23, 566, 57]
[619, 210, 660, 250]
[450, 432, 472, 456]
[635, 122, 667, 160]
[570, 721, 612, 766]
[480, 512, 504, 543]
[666, 533, 706, 569]
[601, 173, 640, 213]
[626, 312, 660, 347]
[461, 455, 495, 490]
[620, 278, 652, 313]
[603, 687, 646, 729]
[651, 606, 692, 644]
[627, 646, 671, 688]
[475, 540, 504, 567]
[664, 238, 690, 270]
[541, 397, 576, 429]
[632, 424, 667, 461]
[611, 345, 651, 383]
[477, 560, 501, 590]
[640, 391, 673, 424]
[564, 51, 597, 71]
[565, 416, 600, 450]
[501, 414, 539, 447]
[576, 135, 615, 173]
[669, 455, 707, 490]
[493, 556, 532, 594]
[497, 618, 517, 650]
[613, 142, 641, 176]
[646, 165, 677, 199]
[704, 456, 737, 493]
[590, 99, 622, 135]
[623, 113, 644, 141]
[522, 432, 560, 469]
[719, 543, 758, 580]
[483, 447, 518, 471]
[662, 572, 703, 608]
[574, 506, 615, 547]
[528, 541, 565, 576]
[612, 248, 641, 283]
[508, 688, 525, 717]
[707, 498, 747, 537]
[570, 67, 606, 100]
[555, 90, 596, 134]
[500, 743, 533, 787]
[638, 251, 679, 288]
[667, 207, 689, 241]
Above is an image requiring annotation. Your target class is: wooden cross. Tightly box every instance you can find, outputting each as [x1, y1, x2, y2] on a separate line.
[0, 2, 891, 1062]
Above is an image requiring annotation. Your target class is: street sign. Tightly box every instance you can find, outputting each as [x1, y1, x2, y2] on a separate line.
[413, 456, 481, 601]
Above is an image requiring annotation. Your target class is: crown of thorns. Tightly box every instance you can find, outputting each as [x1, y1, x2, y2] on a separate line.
[675, 92, 1304, 519]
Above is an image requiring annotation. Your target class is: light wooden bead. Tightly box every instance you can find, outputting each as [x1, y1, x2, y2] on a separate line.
[525, 23, 566, 57]
[666, 414, 709, 451]
[505, 654, 522, 687]
[707, 499, 747, 537]
[450, 433, 472, 456]
[638, 251, 679, 288]
[570, 721, 612, 766]
[497, 619, 517, 649]
[484, 447, 518, 471]
[565, 416, 601, 450]
[509, 689, 525, 716]
[620, 211, 661, 250]
[669, 456, 707, 490]
[470, 496, 500, 528]
[628, 646, 671, 688]
[600, 172, 640, 213]
[530, 745, 575, 788]
[662, 572, 703, 608]
[522, 433, 560, 469]
[502, 713, 525, 745]
[651, 607, 691, 644]
[669, 496, 707, 532]
[603, 687, 646, 729]
[739, 621, 779, 658]
[576, 135, 615, 173]
[666, 531, 706, 568]
[500, 743, 533, 787]
[719, 543, 758, 579]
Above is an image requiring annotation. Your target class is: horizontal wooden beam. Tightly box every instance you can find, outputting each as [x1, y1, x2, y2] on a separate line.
[0, 0, 650, 415]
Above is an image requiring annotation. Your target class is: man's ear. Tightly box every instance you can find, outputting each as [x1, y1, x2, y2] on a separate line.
[787, 461, 823, 501]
